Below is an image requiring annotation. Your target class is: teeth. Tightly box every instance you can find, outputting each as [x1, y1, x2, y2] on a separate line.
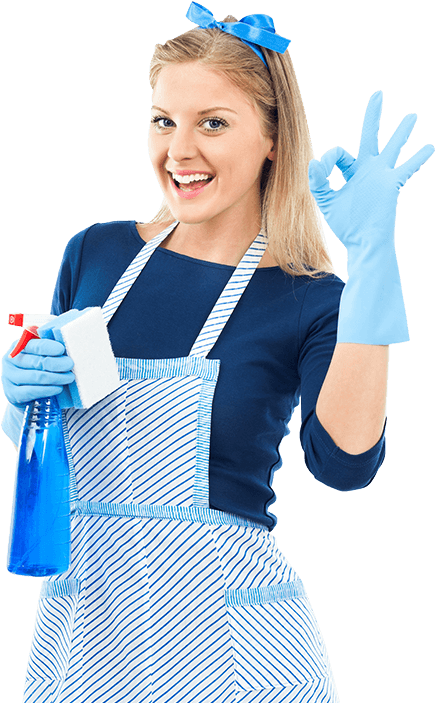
[171, 172, 213, 184]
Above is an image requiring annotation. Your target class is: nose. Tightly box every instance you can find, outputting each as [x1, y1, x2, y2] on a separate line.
[167, 125, 199, 164]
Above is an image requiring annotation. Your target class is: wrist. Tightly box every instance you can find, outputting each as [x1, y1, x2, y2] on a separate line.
[345, 235, 398, 280]
[337, 239, 409, 345]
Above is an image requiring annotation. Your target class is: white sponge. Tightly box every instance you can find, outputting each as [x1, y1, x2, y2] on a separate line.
[38, 308, 120, 409]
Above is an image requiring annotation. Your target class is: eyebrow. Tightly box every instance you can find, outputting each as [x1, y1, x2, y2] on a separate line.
[151, 105, 238, 116]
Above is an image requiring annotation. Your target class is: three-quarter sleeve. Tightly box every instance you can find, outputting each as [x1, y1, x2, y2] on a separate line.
[297, 275, 386, 490]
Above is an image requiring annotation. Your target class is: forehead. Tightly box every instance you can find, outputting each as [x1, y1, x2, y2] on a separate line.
[153, 62, 254, 112]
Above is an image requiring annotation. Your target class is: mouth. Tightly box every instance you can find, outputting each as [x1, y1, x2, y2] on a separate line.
[167, 171, 216, 199]
[168, 171, 215, 188]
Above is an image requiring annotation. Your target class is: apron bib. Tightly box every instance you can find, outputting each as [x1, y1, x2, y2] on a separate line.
[23, 222, 340, 703]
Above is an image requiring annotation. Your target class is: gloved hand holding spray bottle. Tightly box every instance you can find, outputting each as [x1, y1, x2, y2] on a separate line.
[2, 308, 120, 576]
[6, 313, 71, 576]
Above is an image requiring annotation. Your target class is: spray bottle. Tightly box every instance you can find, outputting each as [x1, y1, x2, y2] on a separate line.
[6, 315, 71, 576]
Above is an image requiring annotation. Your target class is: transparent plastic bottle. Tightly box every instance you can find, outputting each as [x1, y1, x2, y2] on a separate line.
[7, 396, 71, 576]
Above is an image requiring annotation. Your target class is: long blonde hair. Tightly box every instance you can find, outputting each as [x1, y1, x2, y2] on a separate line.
[148, 15, 334, 278]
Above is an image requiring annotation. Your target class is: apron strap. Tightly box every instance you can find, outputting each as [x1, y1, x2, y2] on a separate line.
[101, 221, 178, 325]
[102, 221, 268, 356]
[189, 230, 268, 358]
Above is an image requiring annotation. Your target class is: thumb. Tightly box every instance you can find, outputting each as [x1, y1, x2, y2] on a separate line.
[308, 158, 333, 199]
[308, 159, 329, 194]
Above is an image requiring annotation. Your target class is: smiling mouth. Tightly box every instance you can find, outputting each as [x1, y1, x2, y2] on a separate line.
[168, 172, 215, 191]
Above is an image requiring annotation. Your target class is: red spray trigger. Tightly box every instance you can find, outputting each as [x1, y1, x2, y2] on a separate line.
[10, 326, 41, 358]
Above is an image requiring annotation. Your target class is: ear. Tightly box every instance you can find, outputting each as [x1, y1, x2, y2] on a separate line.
[266, 143, 275, 161]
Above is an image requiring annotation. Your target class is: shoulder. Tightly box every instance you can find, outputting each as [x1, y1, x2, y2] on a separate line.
[55, 220, 144, 297]
[61, 220, 141, 263]
[275, 269, 345, 305]
[74, 219, 137, 247]
[296, 272, 345, 342]
[300, 271, 345, 311]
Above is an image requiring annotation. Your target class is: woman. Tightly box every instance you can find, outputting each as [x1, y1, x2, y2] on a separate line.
[2, 3, 433, 702]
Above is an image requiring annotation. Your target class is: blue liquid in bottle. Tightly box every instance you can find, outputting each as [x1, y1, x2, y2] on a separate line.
[7, 396, 71, 576]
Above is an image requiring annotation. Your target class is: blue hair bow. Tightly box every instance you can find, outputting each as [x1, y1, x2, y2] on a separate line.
[185, 2, 290, 67]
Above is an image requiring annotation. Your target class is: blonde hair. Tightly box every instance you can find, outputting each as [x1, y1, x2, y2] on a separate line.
[148, 15, 335, 278]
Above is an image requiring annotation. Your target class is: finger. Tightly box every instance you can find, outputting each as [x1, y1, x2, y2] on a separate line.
[308, 158, 333, 196]
[357, 91, 383, 160]
[21, 338, 66, 356]
[13, 385, 64, 405]
[320, 146, 355, 178]
[395, 143, 435, 186]
[10, 352, 75, 373]
[332, 147, 356, 182]
[7, 366, 76, 387]
[381, 113, 418, 168]
[309, 147, 355, 199]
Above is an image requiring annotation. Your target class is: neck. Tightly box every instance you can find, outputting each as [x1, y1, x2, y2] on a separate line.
[161, 209, 264, 267]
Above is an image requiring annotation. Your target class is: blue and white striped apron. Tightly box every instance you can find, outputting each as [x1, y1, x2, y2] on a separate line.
[23, 221, 340, 703]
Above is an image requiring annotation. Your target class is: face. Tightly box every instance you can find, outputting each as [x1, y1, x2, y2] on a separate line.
[148, 62, 274, 228]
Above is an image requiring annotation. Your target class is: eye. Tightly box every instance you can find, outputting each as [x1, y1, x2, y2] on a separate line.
[151, 116, 174, 130]
[150, 116, 229, 133]
[201, 118, 228, 132]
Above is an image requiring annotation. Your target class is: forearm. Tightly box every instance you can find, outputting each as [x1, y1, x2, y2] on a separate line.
[316, 343, 388, 455]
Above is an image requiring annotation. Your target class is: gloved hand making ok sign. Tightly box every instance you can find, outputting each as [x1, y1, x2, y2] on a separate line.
[308, 90, 434, 344]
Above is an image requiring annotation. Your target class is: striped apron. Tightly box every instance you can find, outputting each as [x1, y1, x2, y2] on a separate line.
[23, 222, 340, 703]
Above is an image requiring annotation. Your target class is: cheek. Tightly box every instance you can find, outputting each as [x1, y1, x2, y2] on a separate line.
[230, 136, 266, 177]
[148, 132, 163, 167]
[226, 154, 264, 190]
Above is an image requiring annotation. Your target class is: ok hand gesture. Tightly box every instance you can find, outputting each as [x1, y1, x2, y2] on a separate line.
[308, 91, 434, 249]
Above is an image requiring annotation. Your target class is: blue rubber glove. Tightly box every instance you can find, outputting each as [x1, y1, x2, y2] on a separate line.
[308, 90, 434, 344]
[2, 338, 76, 409]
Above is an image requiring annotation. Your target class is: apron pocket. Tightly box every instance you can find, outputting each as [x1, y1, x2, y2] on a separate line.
[225, 579, 330, 691]
[27, 578, 81, 681]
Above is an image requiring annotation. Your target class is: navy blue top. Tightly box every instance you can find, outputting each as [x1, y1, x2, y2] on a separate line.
[50, 220, 386, 530]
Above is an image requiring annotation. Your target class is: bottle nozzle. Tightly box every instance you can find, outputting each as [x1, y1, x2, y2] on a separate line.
[8, 313, 57, 358]
[9, 314, 24, 326]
